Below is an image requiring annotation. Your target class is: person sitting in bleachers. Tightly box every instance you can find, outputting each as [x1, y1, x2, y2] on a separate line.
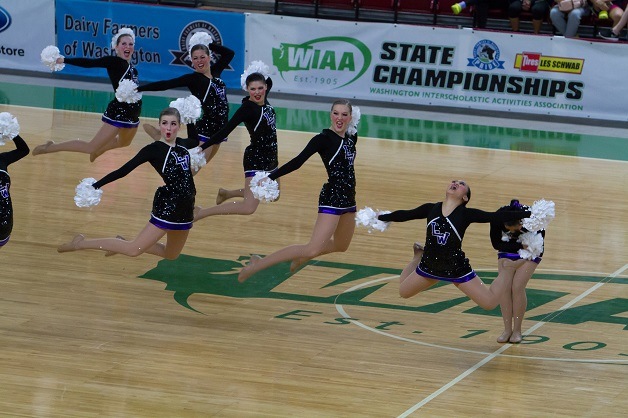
[508, 0, 552, 33]
[549, 0, 591, 38]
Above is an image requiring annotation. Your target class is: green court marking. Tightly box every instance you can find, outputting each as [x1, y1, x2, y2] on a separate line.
[2, 81, 628, 161]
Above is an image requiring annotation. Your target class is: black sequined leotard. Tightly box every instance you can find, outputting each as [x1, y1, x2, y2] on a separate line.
[138, 44, 234, 142]
[380, 203, 530, 282]
[93, 126, 198, 230]
[201, 78, 277, 177]
[269, 129, 357, 215]
[0, 135, 29, 246]
[490, 204, 544, 263]
[64, 56, 141, 128]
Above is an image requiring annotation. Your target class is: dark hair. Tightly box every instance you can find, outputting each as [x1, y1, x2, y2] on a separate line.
[190, 44, 210, 56]
[245, 72, 266, 87]
[501, 199, 527, 226]
[465, 185, 471, 205]
[331, 99, 352, 113]
[159, 107, 181, 123]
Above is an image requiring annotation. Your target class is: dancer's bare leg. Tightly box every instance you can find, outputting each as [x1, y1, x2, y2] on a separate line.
[216, 187, 244, 205]
[289, 212, 355, 272]
[143, 123, 161, 141]
[399, 243, 424, 283]
[238, 213, 342, 282]
[195, 177, 261, 220]
[33, 123, 119, 156]
[509, 260, 537, 343]
[457, 269, 512, 310]
[58, 223, 169, 258]
[496, 258, 518, 342]
[90, 127, 138, 162]
[203, 143, 221, 164]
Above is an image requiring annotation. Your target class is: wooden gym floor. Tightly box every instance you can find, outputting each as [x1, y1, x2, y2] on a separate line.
[0, 76, 626, 417]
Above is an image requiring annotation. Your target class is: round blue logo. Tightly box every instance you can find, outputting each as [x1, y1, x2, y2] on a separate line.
[0, 6, 11, 33]
[467, 39, 505, 71]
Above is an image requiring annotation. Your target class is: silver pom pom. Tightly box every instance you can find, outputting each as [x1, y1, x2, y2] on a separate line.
[347, 106, 361, 136]
[518, 231, 544, 260]
[240, 60, 271, 90]
[355, 206, 390, 233]
[501, 231, 510, 242]
[188, 31, 213, 53]
[74, 178, 103, 208]
[188, 146, 206, 173]
[115, 79, 142, 103]
[249, 171, 279, 203]
[111, 27, 136, 50]
[0, 112, 19, 145]
[40, 45, 65, 71]
[170, 95, 202, 124]
[523, 199, 555, 232]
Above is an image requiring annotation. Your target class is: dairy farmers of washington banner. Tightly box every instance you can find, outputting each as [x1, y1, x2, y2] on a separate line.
[54, 0, 244, 86]
[245, 13, 627, 121]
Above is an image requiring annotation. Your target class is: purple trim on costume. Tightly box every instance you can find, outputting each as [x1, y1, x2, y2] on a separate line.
[0, 235, 9, 247]
[245, 167, 278, 178]
[150, 215, 192, 231]
[416, 266, 476, 283]
[102, 115, 140, 129]
[199, 134, 227, 143]
[498, 252, 541, 264]
[318, 206, 357, 215]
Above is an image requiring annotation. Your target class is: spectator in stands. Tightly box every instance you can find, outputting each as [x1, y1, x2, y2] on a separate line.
[597, 0, 625, 39]
[451, 0, 508, 28]
[508, 0, 551, 34]
[549, 0, 591, 38]
[591, 0, 623, 24]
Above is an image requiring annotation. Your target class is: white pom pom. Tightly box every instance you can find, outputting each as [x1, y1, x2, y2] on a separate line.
[40, 45, 65, 71]
[188, 146, 206, 173]
[74, 178, 103, 208]
[249, 171, 279, 203]
[355, 206, 390, 233]
[240, 60, 271, 90]
[188, 31, 213, 53]
[0, 112, 19, 145]
[111, 27, 136, 50]
[170, 95, 202, 124]
[518, 231, 544, 260]
[501, 231, 510, 242]
[347, 106, 361, 136]
[523, 199, 555, 232]
[115, 79, 142, 103]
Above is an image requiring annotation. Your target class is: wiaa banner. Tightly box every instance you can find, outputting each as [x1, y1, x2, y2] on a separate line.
[246, 14, 627, 122]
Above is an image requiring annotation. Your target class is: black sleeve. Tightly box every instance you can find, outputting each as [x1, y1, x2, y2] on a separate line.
[137, 74, 191, 92]
[466, 208, 532, 224]
[92, 145, 154, 189]
[208, 43, 235, 77]
[200, 104, 249, 149]
[378, 203, 434, 222]
[64, 56, 116, 69]
[268, 134, 323, 180]
[490, 221, 523, 252]
[0, 135, 29, 166]
[177, 123, 200, 149]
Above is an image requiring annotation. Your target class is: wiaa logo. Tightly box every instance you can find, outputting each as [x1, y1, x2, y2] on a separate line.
[0, 6, 11, 34]
[467, 39, 505, 71]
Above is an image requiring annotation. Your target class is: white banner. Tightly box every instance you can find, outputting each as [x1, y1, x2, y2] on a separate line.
[246, 14, 628, 122]
[0, 0, 55, 73]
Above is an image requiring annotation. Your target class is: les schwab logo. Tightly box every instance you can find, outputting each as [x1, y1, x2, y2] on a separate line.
[515, 52, 584, 74]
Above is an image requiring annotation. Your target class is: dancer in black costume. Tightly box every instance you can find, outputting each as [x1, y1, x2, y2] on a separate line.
[377, 180, 531, 309]
[194, 72, 279, 218]
[139, 38, 234, 163]
[32, 28, 141, 162]
[57, 108, 198, 260]
[238, 99, 357, 282]
[0, 130, 30, 249]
